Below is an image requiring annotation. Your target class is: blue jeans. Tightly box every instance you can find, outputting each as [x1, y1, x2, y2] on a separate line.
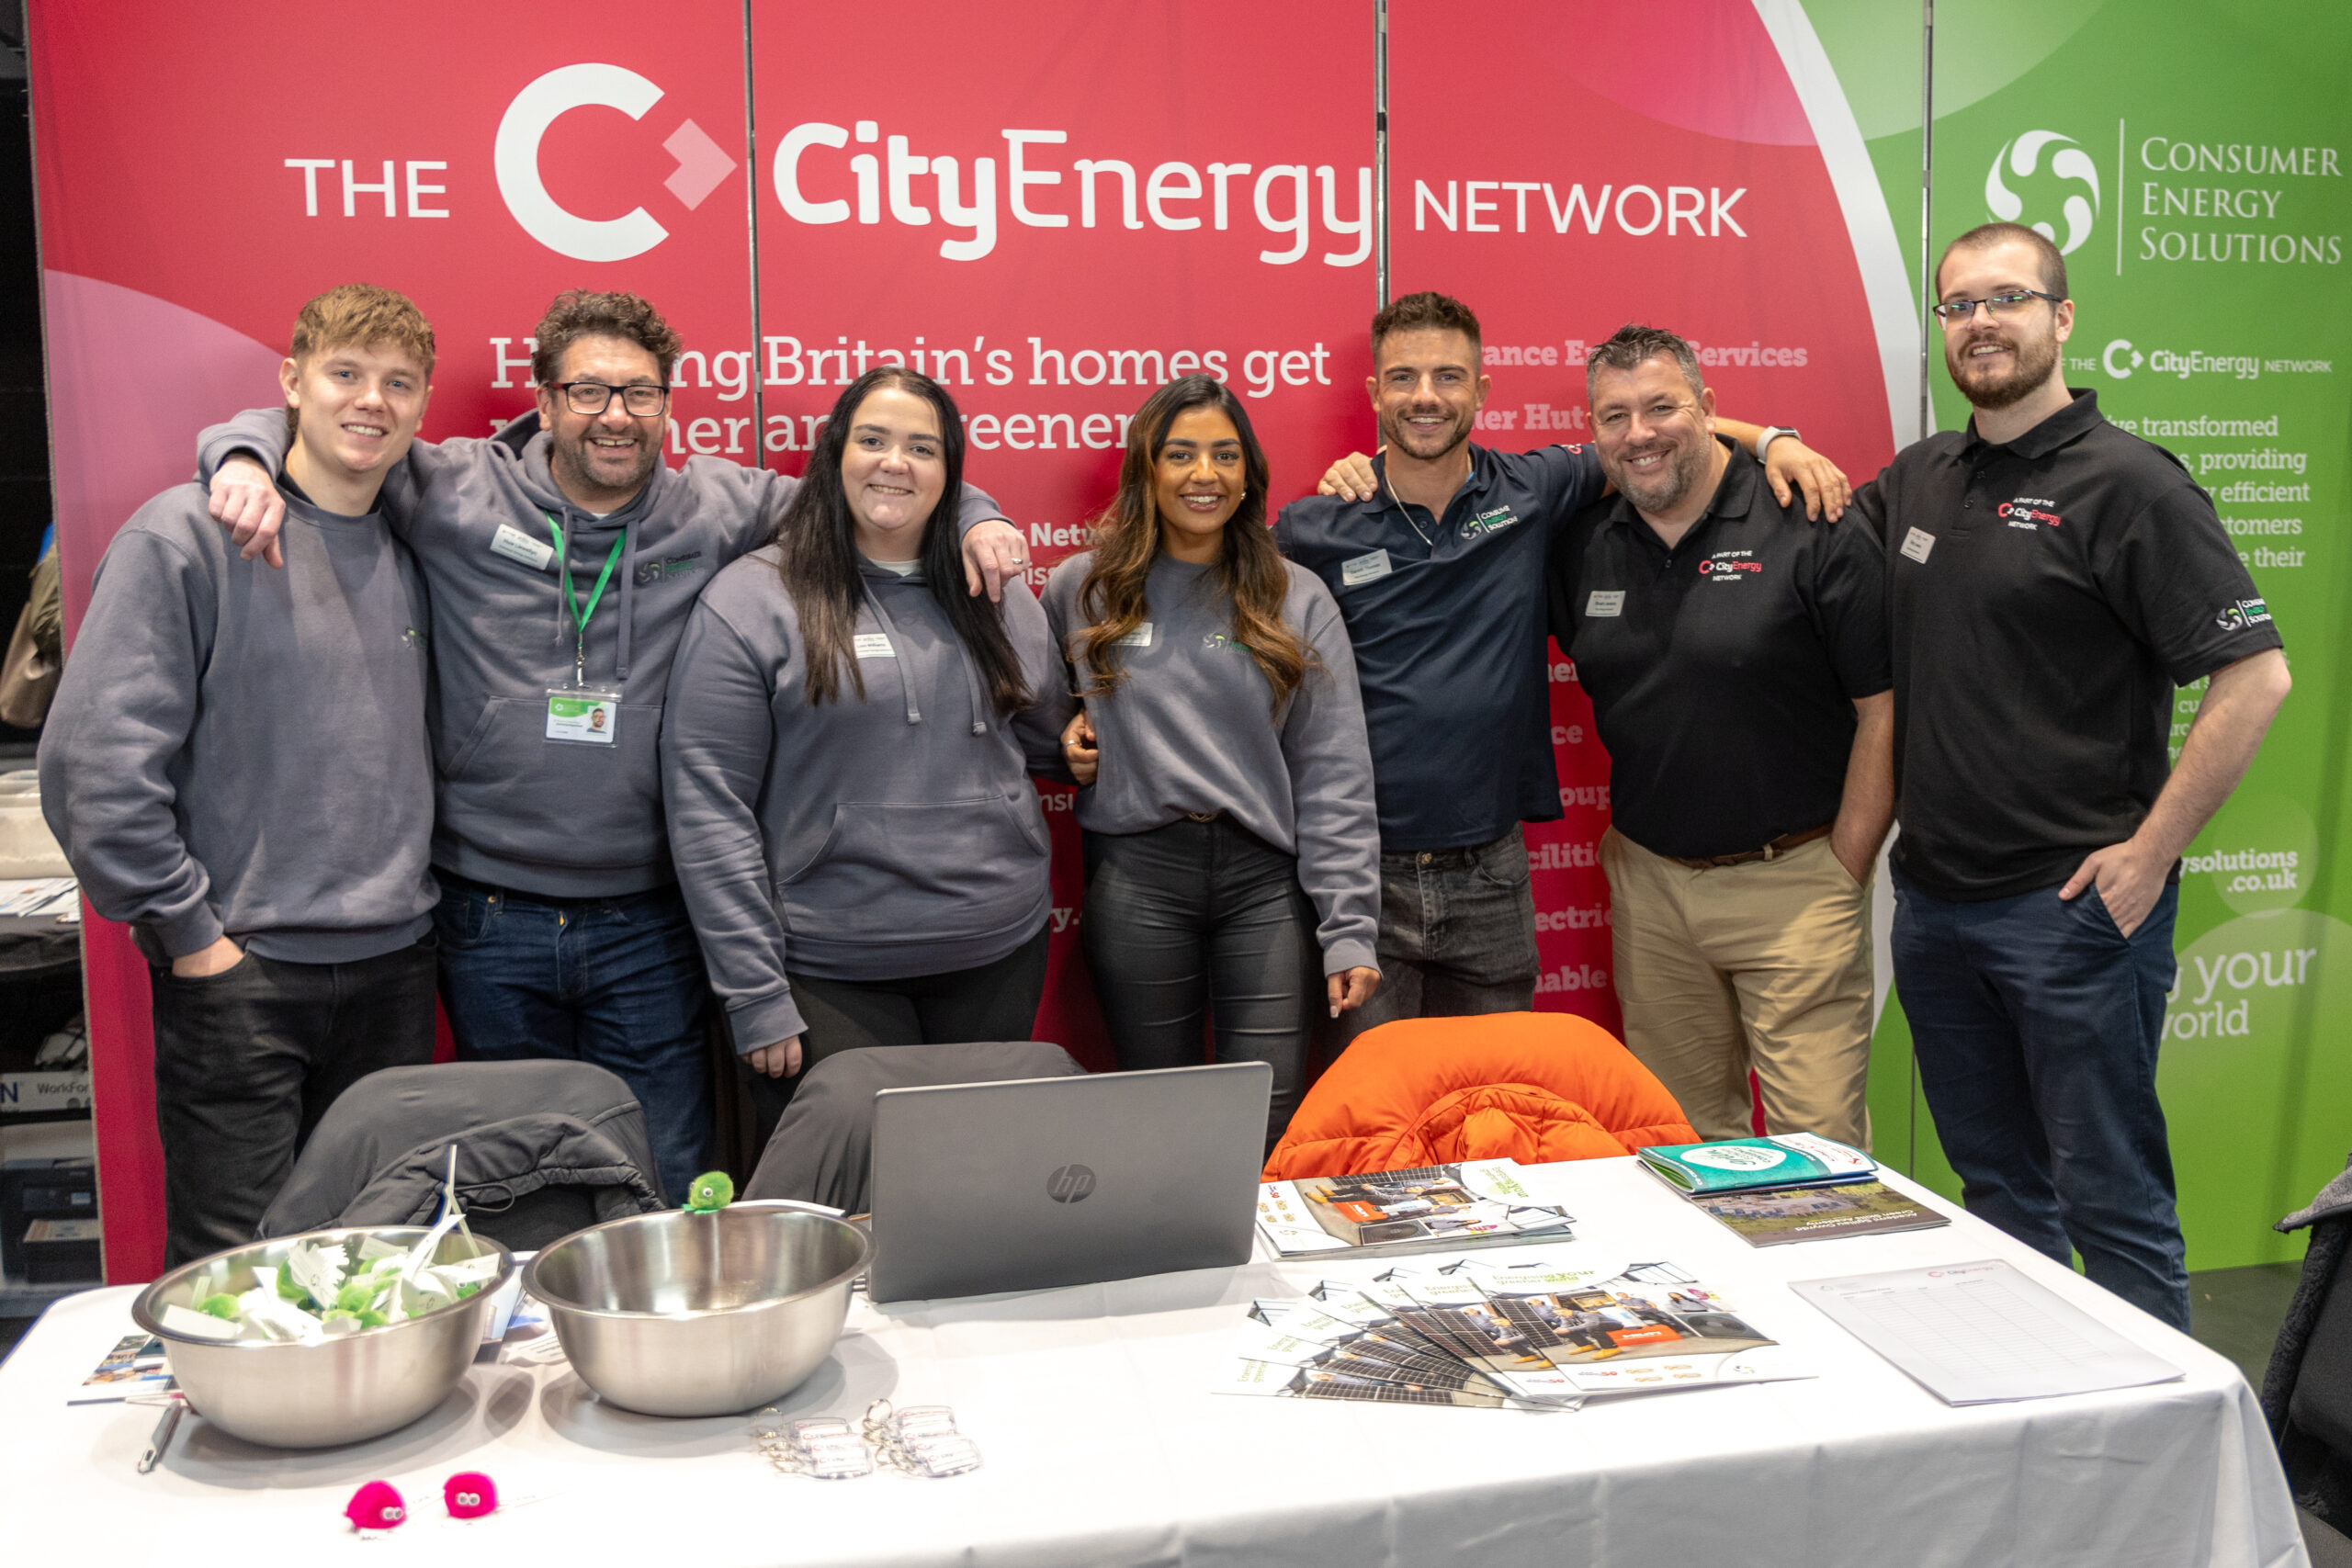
[434, 878, 714, 1204]
[1890, 867, 2188, 1329]
[1336, 824, 1541, 1049]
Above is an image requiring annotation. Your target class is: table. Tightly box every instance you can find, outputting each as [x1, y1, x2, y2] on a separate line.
[0, 1159, 2307, 1568]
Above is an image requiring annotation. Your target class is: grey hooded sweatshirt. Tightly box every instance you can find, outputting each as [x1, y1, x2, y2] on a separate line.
[1042, 551, 1379, 976]
[40, 485, 435, 964]
[197, 410, 1008, 898]
[662, 548, 1072, 1051]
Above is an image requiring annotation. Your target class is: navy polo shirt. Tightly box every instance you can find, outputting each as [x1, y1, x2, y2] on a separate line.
[1853, 389, 2284, 901]
[1549, 442, 1890, 861]
[1276, 444, 1606, 852]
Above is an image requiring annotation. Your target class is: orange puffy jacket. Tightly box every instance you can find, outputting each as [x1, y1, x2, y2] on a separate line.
[1263, 1012, 1698, 1181]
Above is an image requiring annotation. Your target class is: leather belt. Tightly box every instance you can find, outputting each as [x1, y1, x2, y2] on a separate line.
[1664, 822, 1834, 871]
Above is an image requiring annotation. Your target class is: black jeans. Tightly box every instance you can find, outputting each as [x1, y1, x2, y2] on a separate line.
[1081, 818, 1320, 1151]
[150, 939, 438, 1267]
[747, 923, 1052, 1133]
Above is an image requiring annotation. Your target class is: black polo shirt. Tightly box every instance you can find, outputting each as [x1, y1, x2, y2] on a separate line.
[1545, 441, 1890, 860]
[1276, 444, 1605, 852]
[1853, 389, 2283, 901]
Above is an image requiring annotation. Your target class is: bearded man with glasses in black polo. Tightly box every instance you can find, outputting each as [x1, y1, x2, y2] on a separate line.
[187, 290, 1026, 1201]
[1852, 221, 2291, 1332]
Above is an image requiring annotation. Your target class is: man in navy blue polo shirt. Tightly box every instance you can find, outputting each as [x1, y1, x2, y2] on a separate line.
[1286, 292, 1849, 1043]
[1854, 222, 2291, 1330]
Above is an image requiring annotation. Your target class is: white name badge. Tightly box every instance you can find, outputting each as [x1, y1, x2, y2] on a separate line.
[546, 687, 620, 745]
[492, 523, 556, 571]
[1900, 527, 1936, 564]
[1585, 590, 1626, 617]
[1340, 548, 1393, 587]
[1114, 621, 1154, 648]
[854, 633, 896, 659]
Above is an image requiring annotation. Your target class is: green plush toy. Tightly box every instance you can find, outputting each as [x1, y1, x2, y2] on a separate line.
[684, 1171, 735, 1213]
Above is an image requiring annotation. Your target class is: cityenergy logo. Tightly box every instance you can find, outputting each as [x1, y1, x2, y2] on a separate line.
[495, 64, 738, 262]
[1985, 130, 2100, 256]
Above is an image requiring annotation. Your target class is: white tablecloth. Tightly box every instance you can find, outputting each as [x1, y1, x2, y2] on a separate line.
[0, 1159, 2308, 1568]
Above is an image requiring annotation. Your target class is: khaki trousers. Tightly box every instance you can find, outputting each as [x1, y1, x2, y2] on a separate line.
[1601, 826, 1873, 1147]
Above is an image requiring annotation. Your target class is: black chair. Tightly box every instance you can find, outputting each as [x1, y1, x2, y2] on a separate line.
[2264, 1152, 2352, 1567]
[743, 1042, 1083, 1214]
[258, 1060, 670, 1251]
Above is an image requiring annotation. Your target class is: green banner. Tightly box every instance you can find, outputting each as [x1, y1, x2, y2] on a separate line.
[1808, 0, 2352, 1269]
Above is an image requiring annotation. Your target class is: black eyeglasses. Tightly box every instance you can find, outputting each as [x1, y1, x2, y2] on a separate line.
[1931, 289, 2064, 323]
[554, 381, 672, 416]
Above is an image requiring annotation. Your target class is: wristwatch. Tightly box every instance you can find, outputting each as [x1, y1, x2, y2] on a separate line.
[1756, 426, 1801, 460]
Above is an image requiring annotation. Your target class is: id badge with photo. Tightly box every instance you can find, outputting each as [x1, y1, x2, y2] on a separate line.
[547, 686, 622, 745]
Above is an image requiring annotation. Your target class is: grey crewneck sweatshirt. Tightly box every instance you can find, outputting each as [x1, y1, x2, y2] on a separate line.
[197, 408, 1011, 899]
[1041, 551, 1379, 976]
[40, 484, 435, 964]
[662, 548, 1074, 1051]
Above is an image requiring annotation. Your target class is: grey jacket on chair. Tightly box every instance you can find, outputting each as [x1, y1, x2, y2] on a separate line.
[259, 1060, 670, 1239]
[744, 1042, 1084, 1214]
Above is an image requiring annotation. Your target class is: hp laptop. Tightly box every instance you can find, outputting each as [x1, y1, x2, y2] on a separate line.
[865, 1061, 1271, 1303]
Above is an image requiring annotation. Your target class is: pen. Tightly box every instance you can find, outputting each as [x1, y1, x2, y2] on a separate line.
[137, 1399, 183, 1473]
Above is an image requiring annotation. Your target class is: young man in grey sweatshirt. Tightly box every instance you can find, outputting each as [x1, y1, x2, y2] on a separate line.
[41, 285, 441, 1266]
[196, 290, 1028, 1201]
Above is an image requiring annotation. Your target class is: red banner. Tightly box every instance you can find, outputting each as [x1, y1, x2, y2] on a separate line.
[29, 1, 1905, 1280]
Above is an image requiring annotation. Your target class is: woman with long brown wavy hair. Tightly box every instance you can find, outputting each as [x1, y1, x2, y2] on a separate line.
[1043, 375, 1380, 1146]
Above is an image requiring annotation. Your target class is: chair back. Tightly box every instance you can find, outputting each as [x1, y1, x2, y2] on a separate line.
[1264, 1011, 1696, 1181]
[744, 1042, 1083, 1214]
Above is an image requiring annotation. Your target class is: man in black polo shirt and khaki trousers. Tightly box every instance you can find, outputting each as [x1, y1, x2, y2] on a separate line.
[1290, 294, 1849, 1043]
[1548, 325, 1893, 1148]
[1856, 223, 2290, 1332]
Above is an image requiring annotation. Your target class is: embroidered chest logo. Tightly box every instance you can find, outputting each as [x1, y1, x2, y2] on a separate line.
[1996, 497, 2064, 529]
[1459, 504, 1521, 540]
[401, 626, 426, 650]
[1698, 550, 1762, 581]
[633, 550, 707, 586]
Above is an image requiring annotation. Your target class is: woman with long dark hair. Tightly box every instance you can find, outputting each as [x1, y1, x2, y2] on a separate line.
[1045, 374, 1380, 1145]
[662, 367, 1069, 1088]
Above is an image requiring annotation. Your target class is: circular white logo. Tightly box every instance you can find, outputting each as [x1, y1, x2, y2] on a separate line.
[1986, 130, 2100, 255]
[1680, 1145, 1787, 1171]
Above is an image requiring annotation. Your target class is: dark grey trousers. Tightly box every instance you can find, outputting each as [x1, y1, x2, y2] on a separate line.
[1080, 818, 1321, 1151]
[151, 941, 438, 1267]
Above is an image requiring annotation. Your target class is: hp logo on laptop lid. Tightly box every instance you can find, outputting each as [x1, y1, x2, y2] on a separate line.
[1046, 1164, 1096, 1203]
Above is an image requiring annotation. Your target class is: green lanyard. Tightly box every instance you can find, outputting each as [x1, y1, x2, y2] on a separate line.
[544, 512, 626, 687]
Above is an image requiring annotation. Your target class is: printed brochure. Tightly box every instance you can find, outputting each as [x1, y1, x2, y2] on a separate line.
[1690, 1179, 1951, 1246]
[1256, 1159, 1576, 1258]
[1636, 1134, 1875, 1194]
[1214, 1257, 1812, 1410]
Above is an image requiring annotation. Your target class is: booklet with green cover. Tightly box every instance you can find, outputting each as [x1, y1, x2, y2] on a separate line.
[1637, 1133, 1875, 1194]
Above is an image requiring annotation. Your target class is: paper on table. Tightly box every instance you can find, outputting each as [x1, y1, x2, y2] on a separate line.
[1791, 1258, 2184, 1404]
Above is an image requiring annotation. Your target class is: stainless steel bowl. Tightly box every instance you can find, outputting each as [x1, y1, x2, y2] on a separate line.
[523, 1204, 871, 1417]
[132, 1226, 514, 1449]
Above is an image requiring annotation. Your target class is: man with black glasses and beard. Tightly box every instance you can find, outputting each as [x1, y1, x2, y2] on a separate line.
[1852, 221, 2291, 1331]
